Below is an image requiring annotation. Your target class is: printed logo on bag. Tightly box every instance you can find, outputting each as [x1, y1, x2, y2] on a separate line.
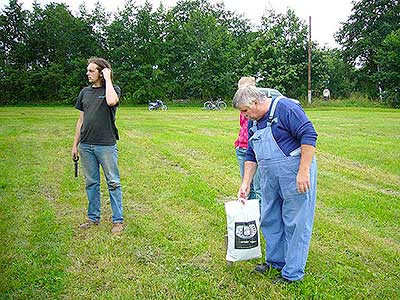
[234, 221, 258, 249]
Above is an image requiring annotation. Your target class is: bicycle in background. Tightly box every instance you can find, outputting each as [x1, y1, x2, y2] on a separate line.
[203, 97, 227, 110]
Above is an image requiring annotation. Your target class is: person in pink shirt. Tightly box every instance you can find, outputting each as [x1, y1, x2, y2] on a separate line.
[234, 77, 262, 202]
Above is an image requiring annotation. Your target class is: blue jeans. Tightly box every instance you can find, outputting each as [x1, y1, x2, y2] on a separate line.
[78, 143, 123, 223]
[235, 147, 262, 203]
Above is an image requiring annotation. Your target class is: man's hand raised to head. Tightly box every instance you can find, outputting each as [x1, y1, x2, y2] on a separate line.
[101, 68, 112, 81]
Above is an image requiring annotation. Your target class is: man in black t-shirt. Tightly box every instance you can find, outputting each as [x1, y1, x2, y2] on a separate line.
[71, 57, 124, 234]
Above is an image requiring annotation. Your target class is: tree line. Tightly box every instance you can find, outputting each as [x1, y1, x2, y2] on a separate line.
[0, 0, 399, 106]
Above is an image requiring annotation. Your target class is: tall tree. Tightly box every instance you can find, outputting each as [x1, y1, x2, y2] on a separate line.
[376, 29, 400, 107]
[164, 0, 242, 100]
[244, 9, 308, 98]
[0, 1, 100, 103]
[0, 0, 30, 104]
[27, 2, 99, 102]
[107, 0, 167, 103]
[336, 0, 400, 99]
[78, 0, 111, 57]
[27, 2, 97, 67]
[0, 0, 28, 67]
[312, 47, 355, 98]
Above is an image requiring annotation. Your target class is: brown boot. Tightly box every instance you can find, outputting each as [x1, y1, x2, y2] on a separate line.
[79, 220, 99, 229]
[111, 223, 124, 234]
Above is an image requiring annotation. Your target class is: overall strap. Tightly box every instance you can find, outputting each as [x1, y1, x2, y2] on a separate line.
[268, 95, 302, 157]
[268, 96, 284, 122]
[249, 120, 258, 135]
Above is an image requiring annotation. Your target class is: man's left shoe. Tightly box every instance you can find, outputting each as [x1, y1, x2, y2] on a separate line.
[79, 219, 99, 229]
[254, 263, 282, 274]
[272, 276, 300, 285]
[254, 263, 269, 274]
[111, 223, 124, 234]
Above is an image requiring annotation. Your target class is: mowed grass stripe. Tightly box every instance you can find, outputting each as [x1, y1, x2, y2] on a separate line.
[120, 111, 240, 200]
[311, 212, 399, 299]
[316, 154, 399, 240]
[308, 109, 400, 175]
[0, 134, 72, 299]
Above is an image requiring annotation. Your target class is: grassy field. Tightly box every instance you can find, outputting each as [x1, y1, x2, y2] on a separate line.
[0, 106, 399, 300]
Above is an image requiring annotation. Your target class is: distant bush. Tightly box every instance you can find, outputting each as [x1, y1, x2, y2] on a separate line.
[300, 93, 387, 108]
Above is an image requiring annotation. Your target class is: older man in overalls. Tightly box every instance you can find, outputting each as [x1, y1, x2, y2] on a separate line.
[233, 86, 318, 283]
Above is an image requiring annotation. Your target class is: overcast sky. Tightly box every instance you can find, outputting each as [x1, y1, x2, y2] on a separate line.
[0, 0, 354, 47]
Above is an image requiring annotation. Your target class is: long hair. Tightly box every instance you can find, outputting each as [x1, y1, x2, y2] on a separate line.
[87, 57, 113, 85]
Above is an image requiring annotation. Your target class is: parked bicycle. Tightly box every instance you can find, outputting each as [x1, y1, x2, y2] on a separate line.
[148, 99, 168, 111]
[203, 97, 227, 110]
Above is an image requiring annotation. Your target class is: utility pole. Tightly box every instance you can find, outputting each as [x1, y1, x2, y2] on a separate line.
[308, 16, 312, 104]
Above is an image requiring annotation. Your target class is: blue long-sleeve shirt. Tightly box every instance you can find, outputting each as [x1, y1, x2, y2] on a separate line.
[245, 97, 318, 162]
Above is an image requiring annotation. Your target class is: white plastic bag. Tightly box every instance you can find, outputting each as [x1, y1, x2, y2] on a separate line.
[225, 199, 261, 262]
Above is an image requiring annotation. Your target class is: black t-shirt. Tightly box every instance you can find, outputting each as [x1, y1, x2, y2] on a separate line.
[75, 84, 121, 145]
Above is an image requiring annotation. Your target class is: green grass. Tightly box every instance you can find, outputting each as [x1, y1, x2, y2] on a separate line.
[0, 106, 399, 300]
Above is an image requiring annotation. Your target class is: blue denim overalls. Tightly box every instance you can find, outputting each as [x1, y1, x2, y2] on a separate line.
[249, 97, 317, 281]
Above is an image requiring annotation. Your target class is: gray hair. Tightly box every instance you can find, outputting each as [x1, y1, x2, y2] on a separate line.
[232, 86, 266, 108]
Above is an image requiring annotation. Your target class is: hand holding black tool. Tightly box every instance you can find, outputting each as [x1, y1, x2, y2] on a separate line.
[73, 156, 79, 177]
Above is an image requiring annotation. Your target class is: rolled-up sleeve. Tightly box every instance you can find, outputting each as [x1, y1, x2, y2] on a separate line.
[245, 146, 257, 162]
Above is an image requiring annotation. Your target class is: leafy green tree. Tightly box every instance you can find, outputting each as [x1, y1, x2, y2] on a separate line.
[163, 0, 243, 100]
[107, 0, 168, 103]
[0, 0, 30, 104]
[312, 47, 354, 98]
[27, 2, 100, 103]
[336, 0, 400, 99]
[27, 2, 97, 67]
[208, 1, 254, 98]
[0, 1, 101, 103]
[0, 0, 28, 66]
[78, 0, 111, 57]
[244, 9, 308, 98]
[376, 29, 400, 107]
[203, 1, 253, 89]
